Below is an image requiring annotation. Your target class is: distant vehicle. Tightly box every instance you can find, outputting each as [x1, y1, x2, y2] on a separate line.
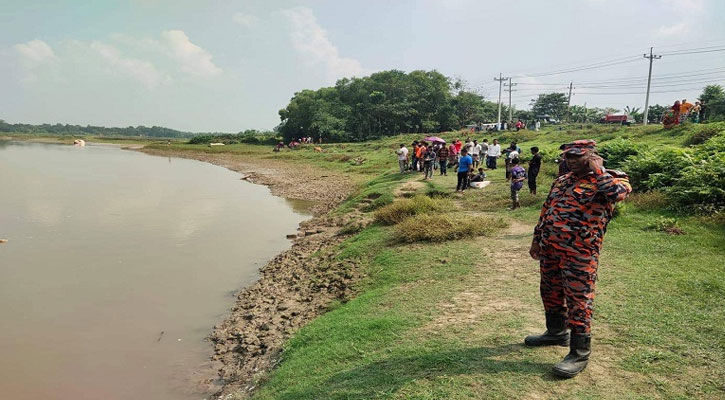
[536, 115, 560, 124]
[600, 114, 633, 126]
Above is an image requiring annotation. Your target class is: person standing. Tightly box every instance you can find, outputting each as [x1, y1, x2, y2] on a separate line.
[535, 120, 541, 132]
[415, 142, 426, 172]
[527, 140, 631, 378]
[509, 158, 526, 209]
[423, 145, 436, 180]
[471, 140, 482, 169]
[480, 139, 489, 164]
[505, 142, 520, 181]
[410, 141, 419, 171]
[454, 138, 463, 155]
[528, 147, 543, 195]
[487, 139, 501, 169]
[396, 143, 409, 173]
[456, 149, 473, 192]
[437, 143, 449, 176]
[691, 102, 702, 123]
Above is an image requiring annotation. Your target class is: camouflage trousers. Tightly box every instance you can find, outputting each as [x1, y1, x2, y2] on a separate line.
[539, 247, 599, 334]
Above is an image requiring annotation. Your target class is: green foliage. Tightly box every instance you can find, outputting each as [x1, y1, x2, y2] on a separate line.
[391, 214, 506, 243]
[622, 148, 693, 192]
[647, 104, 667, 123]
[374, 196, 451, 225]
[187, 130, 279, 145]
[699, 84, 725, 122]
[645, 216, 684, 235]
[531, 92, 568, 120]
[667, 152, 725, 211]
[364, 192, 394, 211]
[683, 123, 725, 146]
[0, 120, 201, 138]
[277, 70, 500, 142]
[598, 138, 644, 169]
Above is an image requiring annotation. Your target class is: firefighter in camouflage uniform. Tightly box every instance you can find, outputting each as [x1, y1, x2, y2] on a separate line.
[526, 140, 632, 378]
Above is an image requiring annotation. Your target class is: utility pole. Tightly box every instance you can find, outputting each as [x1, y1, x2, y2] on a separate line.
[504, 80, 517, 123]
[566, 81, 575, 121]
[642, 47, 662, 126]
[495, 73, 509, 129]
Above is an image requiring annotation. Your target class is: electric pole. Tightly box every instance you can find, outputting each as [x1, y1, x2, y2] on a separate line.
[495, 73, 509, 129]
[567, 81, 575, 121]
[642, 47, 662, 126]
[504, 80, 517, 123]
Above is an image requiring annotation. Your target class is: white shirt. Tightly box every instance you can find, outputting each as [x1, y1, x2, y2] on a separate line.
[396, 147, 409, 161]
[471, 144, 482, 155]
[487, 144, 501, 157]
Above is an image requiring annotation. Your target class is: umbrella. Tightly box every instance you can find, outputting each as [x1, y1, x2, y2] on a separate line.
[424, 136, 446, 143]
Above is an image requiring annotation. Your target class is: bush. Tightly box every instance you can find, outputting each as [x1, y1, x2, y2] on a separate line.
[598, 138, 643, 169]
[645, 217, 684, 235]
[683, 124, 725, 146]
[374, 196, 452, 225]
[665, 152, 725, 211]
[622, 148, 693, 192]
[364, 193, 394, 211]
[392, 214, 507, 243]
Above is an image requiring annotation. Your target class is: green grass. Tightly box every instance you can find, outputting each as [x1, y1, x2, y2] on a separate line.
[138, 124, 723, 399]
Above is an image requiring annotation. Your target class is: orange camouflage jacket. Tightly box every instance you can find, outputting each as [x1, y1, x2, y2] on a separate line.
[534, 169, 632, 255]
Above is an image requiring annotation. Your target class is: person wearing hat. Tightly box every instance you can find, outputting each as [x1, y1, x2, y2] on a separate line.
[527, 139, 632, 378]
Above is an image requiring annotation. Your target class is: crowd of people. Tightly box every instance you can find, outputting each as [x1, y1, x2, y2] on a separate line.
[662, 98, 707, 129]
[395, 137, 543, 209]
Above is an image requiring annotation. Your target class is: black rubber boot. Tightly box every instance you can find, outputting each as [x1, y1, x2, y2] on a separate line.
[552, 333, 591, 378]
[524, 313, 569, 347]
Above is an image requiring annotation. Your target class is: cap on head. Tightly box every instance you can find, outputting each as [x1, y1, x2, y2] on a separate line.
[561, 139, 596, 156]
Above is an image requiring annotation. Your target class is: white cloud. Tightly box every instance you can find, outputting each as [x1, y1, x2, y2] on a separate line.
[13, 39, 58, 82]
[232, 12, 261, 28]
[90, 41, 169, 88]
[281, 7, 368, 82]
[656, 21, 690, 37]
[14, 39, 57, 66]
[161, 30, 222, 78]
[662, 0, 703, 12]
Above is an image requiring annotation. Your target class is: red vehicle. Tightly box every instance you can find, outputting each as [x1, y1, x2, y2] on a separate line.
[600, 114, 633, 125]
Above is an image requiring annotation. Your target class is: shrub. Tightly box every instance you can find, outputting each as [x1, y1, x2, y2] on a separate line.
[392, 214, 507, 243]
[684, 124, 724, 146]
[645, 217, 684, 235]
[598, 138, 643, 169]
[338, 221, 365, 235]
[622, 148, 693, 192]
[365, 193, 394, 211]
[374, 195, 452, 225]
[665, 152, 725, 211]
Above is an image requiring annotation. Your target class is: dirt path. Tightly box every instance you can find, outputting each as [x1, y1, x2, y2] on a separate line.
[422, 211, 650, 398]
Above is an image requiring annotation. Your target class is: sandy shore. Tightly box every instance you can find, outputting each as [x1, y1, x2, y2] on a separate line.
[135, 147, 368, 398]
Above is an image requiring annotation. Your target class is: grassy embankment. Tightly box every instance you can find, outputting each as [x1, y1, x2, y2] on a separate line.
[159, 124, 723, 399]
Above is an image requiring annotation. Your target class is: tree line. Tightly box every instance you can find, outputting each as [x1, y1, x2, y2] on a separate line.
[0, 120, 201, 138]
[277, 70, 507, 142]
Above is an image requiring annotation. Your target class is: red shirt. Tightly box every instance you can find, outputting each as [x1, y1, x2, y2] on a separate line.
[454, 141, 462, 153]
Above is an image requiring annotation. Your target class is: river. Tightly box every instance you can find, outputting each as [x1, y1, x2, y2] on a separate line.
[0, 141, 311, 399]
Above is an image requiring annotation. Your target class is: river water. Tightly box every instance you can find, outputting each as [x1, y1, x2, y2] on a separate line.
[0, 141, 311, 399]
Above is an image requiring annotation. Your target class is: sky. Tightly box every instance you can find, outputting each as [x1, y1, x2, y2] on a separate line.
[1, 0, 724, 132]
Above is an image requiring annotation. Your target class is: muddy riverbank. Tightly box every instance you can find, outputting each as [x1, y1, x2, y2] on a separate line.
[136, 147, 366, 398]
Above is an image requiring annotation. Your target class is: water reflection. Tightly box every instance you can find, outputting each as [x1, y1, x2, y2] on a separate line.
[0, 141, 311, 399]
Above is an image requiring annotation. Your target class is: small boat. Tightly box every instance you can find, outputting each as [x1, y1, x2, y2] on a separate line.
[73, 139, 86, 147]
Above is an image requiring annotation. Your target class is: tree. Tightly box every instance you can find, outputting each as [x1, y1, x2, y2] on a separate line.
[647, 104, 667, 123]
[699, 84, 725, 122]
[531, 93, 568, 120]
[623, 106, 643, 123]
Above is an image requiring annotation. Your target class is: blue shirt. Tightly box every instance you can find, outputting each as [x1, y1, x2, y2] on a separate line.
[458, 155, 473, 172]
